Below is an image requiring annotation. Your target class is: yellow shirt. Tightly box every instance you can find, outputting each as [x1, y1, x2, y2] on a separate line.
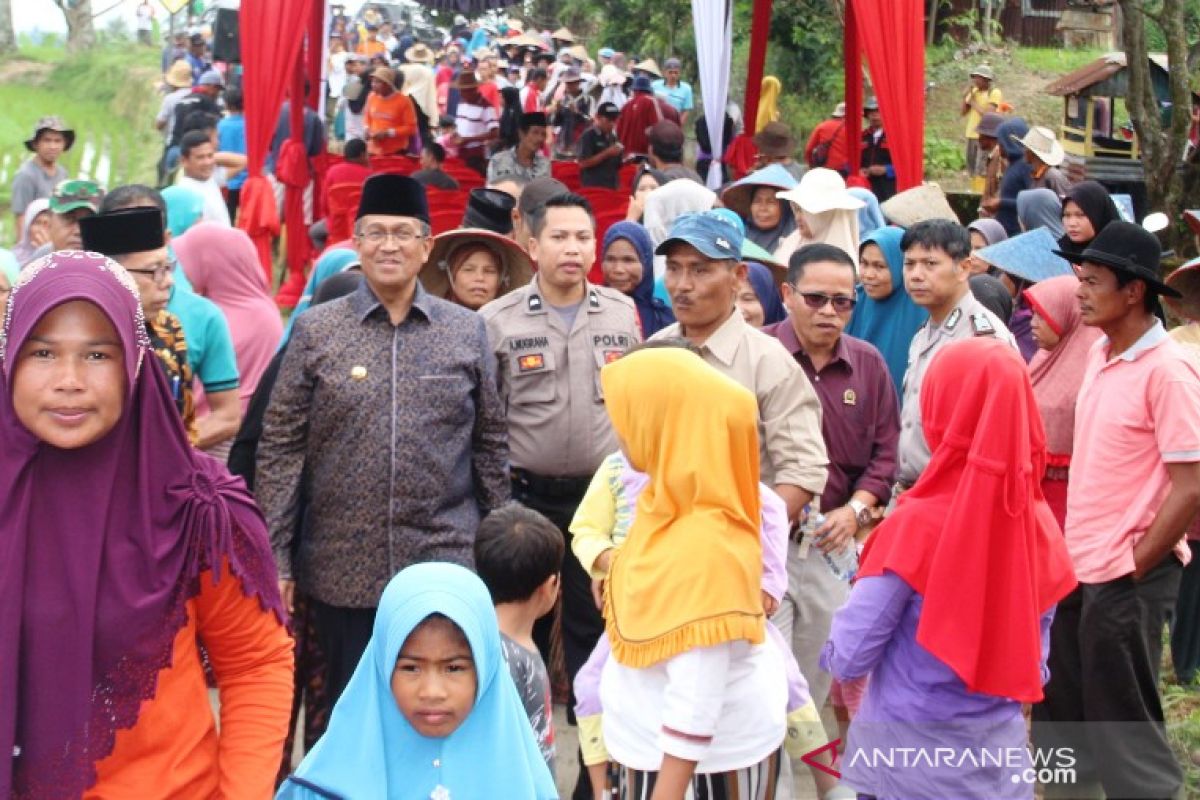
[964, 86, 1002, 139]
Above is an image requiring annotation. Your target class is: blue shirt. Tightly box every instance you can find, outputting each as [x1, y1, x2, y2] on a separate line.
[651, 79, 694, 113]
[167, 285, 241, 393]
[217, 114, 248, 190]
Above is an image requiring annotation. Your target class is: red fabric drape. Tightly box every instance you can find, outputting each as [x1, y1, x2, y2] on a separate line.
[237, 0, 314, 285]
[842, 0, 862, 180]
[849, 0, 925, 191]
[741, 0, 773, 132]
[725, 0, 772, 180]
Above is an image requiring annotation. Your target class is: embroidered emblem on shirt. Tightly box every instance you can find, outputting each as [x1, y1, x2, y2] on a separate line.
[945, 308, 962, 331]
[843, 389, 857, 406]
[350, 365, 368, 381]
[518, 353, 546, 372]
[970, 313, 996, 337]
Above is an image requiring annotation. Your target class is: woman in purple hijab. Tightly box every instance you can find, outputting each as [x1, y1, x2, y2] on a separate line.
[0, 251, 293, 799]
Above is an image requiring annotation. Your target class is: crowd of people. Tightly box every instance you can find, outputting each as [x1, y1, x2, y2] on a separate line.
[3, 9, 1200, 800]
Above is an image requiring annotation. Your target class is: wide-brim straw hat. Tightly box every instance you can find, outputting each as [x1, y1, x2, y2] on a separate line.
[632, 58, 662, 79]
[777, 168, 864, 215]
[1014, 125, 1065, 167]
[970, 64, 995, 81]
[405, 43, 434, 64]
[720, 164, 798, 220]
[165, 59, 193, 89]
[509, 32, 547, 50]
[551, 27, 575, 42]
[566, 44, 589, 64]
[1166, 256, 1200, 320]
[880, 183, 959, 227]
[421, 228, 534, 301]
[372, 67, 398, 90]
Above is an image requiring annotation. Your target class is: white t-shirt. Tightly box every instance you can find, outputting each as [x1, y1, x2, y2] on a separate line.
[600, 639, 787, 773]
[176, 174, 231, 226]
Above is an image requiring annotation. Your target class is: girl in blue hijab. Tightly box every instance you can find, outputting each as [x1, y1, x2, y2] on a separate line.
[277, 562, 557, 800]
[162, 185, 206, 239]
[602, 221, 675, 338]
[845, 226, 927, 397]
[279, 247, 359, 348]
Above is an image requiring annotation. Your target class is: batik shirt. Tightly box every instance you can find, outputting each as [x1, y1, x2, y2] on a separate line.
[147, 309, 198, 445]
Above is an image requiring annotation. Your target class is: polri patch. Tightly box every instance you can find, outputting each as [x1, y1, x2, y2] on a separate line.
[518, 353, 546, 372]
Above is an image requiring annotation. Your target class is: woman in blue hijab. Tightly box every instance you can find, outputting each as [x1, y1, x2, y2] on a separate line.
[277, 562, 557, 800]
[601, 221, 675, 338]
[845, 226, 927, 397]
[848, 187, 885, 242]
[162, 185, 206, 238]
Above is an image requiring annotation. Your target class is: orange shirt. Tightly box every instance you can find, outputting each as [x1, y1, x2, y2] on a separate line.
[87, 561, 294, 800]
[364, 90, 418, 156]
[356, 38, 386, 58]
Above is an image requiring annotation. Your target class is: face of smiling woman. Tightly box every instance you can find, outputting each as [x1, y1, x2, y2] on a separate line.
[12, 300, 127, 450]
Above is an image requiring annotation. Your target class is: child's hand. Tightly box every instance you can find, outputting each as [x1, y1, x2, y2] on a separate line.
[592, 578, 605, 611]
[762, 591, 778, 617]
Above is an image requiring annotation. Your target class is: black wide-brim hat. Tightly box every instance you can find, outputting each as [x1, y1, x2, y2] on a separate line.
[80, 207, 166, 256]
[1052, 220, 1180, 298]
[356, 174, 430, 224]
[463, 188, 516, 234]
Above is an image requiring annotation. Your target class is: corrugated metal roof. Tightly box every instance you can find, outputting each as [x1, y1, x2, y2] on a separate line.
[1044, 52, 1174, 96]
[1044, 52, 1125, 95]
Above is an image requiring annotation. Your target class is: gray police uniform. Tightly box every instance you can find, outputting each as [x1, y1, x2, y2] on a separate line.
[479, 278, 641, 700]
[895, 290, 1016, 486]
[480, 279, 641, 478]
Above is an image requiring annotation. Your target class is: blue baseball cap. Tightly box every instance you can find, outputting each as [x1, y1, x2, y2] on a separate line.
[655, 211, 744, 261]
[598, 47, 615, 59]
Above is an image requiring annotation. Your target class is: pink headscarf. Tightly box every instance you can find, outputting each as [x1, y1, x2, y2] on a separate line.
[1024, 274, 1103, 458]
[173, 223, 284, 411]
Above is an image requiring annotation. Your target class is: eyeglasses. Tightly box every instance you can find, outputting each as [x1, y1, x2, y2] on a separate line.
[793, 288, 856, 313]
[125, 264, 173, 284]
[359, 228, 426, 245]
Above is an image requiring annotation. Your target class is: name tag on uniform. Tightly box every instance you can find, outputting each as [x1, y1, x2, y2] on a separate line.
[518, 353, 546, 372]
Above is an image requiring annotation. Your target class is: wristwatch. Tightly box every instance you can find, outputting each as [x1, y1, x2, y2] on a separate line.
[848, 499, 872, 528]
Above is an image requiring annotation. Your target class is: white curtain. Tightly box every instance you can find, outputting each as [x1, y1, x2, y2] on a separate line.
[692, 0, 733, 190]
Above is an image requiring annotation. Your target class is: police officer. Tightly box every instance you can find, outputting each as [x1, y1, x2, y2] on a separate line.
[479, 192, 640, 749]
[895, 220, 1015, 490]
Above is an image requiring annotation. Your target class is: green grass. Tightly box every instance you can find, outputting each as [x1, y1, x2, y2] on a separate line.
[0, 41, 162, 243]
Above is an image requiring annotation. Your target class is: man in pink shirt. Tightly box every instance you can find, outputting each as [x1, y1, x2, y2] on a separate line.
[1034, 222, 1200, 799]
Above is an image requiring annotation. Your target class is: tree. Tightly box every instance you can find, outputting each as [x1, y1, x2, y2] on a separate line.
[1119, 0, 1192, 234]
[51, 0, 97, 50]
[0, 0, 16, 55]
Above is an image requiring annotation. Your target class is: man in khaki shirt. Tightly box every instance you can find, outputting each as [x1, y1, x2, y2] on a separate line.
[480, 192, 640, 799]
[652, 211, 828, 522]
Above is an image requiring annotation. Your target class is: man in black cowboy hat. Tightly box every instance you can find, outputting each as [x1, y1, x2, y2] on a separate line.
[487, 111, 550, 185]
[257, 173, 510, 704]
[11, 116, 73, 232]
[1034, 221, 1200, 800]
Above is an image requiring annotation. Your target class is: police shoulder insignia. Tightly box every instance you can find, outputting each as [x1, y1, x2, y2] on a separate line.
[970, 313, 996, 337]
[944, 308, 962, 331]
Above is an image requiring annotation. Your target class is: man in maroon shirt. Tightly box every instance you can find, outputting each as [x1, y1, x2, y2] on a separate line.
[762, 241, 900, 709]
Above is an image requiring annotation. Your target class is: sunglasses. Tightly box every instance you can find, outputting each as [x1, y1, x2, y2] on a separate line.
[792, 288, 856, 313]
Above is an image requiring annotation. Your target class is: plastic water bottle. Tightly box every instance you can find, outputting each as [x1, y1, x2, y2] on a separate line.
[804, 501, 858, 581]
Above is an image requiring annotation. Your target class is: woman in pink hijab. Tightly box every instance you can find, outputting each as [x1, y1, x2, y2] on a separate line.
[173, 222, 284, 416]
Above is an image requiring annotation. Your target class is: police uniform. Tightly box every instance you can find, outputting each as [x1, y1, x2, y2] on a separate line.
[479, 278, 641, 712]
[895, 290, 1016, 487]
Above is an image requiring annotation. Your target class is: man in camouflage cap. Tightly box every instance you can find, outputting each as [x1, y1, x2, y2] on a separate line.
[27, 179, 105, 260]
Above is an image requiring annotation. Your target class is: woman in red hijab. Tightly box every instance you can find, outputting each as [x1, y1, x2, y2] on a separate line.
[820, 338, 1076, 799]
